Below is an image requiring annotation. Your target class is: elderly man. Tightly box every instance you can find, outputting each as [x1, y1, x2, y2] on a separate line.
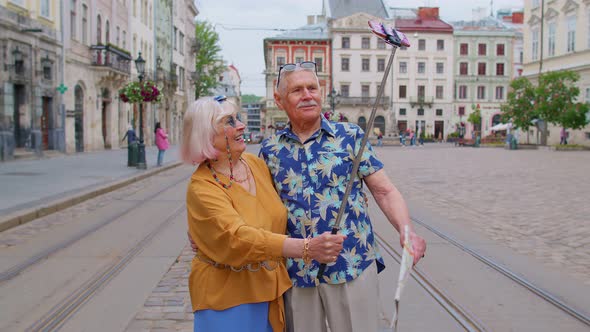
[258, 61, 426, 331]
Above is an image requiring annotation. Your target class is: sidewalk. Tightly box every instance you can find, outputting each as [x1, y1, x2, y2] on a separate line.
[0, 145, 181, 232]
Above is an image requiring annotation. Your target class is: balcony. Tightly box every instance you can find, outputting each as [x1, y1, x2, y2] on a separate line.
[338, 96, 390, 107]
[90, 44, 132, 75]
[409, 96, 433, 108]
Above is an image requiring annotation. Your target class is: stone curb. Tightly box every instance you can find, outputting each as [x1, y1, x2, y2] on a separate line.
[0, 162, 183, 233]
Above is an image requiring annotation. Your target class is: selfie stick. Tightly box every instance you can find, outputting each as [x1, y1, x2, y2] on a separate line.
[316, 45, 398, 282]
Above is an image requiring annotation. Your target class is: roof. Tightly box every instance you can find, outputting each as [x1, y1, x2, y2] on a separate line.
[327, 0, 389, 19]
[395, 17, 453, 33]
[451, 16, 519, 35]
[265, 23, 329, 40]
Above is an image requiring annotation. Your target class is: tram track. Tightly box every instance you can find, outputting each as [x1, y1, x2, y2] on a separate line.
[0, 171, 188, 283]
[376, 234, 488, 332]
[407, 216, 590, 328]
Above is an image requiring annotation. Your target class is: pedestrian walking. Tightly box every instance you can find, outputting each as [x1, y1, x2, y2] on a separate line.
[154, 122, 169, 166]
[182, 95, 345, 332]
[121, 124, 136, 145]
[377, 132, 384, 147]
[410, 129, 415, 146]
[560, 127, 568, 145]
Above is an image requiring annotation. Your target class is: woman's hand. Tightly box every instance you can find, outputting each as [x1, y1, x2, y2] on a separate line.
[308, 232, 347, 264]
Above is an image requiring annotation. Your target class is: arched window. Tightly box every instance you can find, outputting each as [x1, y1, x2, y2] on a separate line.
[492, 114, 501, 126]
[105, 20, 110, 44]
[375, 115, 386, 135]
[358, 116, 367, 132]
[97, 15, 102, 44]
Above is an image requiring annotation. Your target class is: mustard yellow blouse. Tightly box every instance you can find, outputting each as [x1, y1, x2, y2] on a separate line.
[186, 153, 292, 331]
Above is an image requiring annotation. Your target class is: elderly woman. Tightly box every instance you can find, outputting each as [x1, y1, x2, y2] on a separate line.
[181, 95, 346, 332]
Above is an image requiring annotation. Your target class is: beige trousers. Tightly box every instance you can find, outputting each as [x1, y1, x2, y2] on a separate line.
[284, 262, 380, 332]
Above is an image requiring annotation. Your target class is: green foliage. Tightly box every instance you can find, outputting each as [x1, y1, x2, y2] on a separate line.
[242, 94, 262, 104]
[501, 71, 589, 131]
[467, 104, 482, 126]
[194, 21, 225, 99]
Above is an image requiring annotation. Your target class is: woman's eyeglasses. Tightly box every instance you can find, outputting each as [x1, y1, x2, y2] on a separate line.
[276, 61, 317, 88]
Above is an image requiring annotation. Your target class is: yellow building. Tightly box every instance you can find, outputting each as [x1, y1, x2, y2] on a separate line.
[0, 0, 63, 160]
[523, 0, 590, 146]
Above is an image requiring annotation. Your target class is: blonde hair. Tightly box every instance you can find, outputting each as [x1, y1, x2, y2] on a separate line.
[181, 96, 237, 164]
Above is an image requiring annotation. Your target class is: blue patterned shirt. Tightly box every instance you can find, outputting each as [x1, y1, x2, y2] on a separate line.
[259, 117, 385, 287]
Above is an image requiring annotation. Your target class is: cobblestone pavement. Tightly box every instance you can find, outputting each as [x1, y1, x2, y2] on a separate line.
[378, 144, 590, 285]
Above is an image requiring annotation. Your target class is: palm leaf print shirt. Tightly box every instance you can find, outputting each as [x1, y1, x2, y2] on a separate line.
[259, 117, 386, 287]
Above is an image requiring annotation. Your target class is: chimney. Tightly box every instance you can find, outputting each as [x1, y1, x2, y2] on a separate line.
[511, 12, 524, 24]
[307, 15, 315, 25]
[417, 7, 439, 19]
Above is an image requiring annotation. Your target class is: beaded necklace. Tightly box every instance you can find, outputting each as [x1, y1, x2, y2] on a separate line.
[210, 158, 249, 183]
[207, 135, 234, 189]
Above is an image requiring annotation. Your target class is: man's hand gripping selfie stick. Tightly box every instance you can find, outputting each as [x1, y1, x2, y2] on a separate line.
[316, 22, 403, 283]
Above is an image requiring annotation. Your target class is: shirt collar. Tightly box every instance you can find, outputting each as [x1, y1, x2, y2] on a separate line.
[277, 116, 336, 142]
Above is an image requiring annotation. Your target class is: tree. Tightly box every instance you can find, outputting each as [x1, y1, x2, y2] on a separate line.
[241, 94, 262, 104]
[194, 21, 225, 100]
[501, 71, 589, 142]
[467, 104, 482, 133]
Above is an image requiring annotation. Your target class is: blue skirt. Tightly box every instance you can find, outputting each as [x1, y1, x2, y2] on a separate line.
[194, 302, 273, 332]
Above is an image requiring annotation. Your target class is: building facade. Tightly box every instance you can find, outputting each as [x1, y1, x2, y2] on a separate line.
[0, 0, 63, 160]
[452, 17, 518, 139]
[523, 0, 590, 145]
[395, 7, 455, 139]
[263, 15, 331, 136]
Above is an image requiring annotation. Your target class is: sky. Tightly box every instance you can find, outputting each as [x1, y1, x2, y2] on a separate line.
[195, 0, 523, 96]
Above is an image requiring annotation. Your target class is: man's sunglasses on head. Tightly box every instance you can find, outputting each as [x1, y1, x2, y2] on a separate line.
[276, 61, 317, 88]
[214, 95, 227, 103]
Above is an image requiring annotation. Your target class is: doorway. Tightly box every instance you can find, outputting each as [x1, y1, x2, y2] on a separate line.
[74, 85, 84, 152]
[13, 84, 27, 148]
[101, 88, 111, 149]
[435, 120, 444, 140]
[41, 97, 53, 150]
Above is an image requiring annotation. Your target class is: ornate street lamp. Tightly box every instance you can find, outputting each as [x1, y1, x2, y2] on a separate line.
[134, 52, 147, 169]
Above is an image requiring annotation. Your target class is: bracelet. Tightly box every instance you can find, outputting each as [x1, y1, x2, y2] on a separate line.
[302, 236, 312, 266]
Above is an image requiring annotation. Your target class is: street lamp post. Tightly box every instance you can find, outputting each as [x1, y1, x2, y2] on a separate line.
[135, 52, 147, 169]
[328, 88, 339, 113]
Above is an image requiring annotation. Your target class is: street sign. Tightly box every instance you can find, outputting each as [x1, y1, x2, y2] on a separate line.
[57, 83, 68, 94]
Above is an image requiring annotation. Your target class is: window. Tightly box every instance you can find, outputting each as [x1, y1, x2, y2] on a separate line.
[460, 43, 468, 55]
[478, 63, 486, 76]
[362, 37, 370, 49]
[41, 0, 50, 17]
[567, 16, 576, 52]
[496, 63, 504, 76]
[588, 10, 590, 48]
[377, 39, 386, 49]
[417, 108, 424, 116]
[122, 31, 126, 49]
[548, 22, 556, 56]
[362, 58, 370, 71]
[399, 108, 406, 116]
[495, 86, 504, 100]
[314, 57, 323, 72]
[179, 32, 185, 54]
[295, 57, 304, 63]
[417, 85, 425, 98]
[361, 85, 370, 102]
[276, 56, 285, 68]
[399, 61, 407, 73]
[532, 29, 539, 60]
[116, 26, 120, 46]
[477, 86, 485, 99]
[340, 84, 350, 97]
[478, 43, 486, 56]
[496, 44, 505, 56]
[418, 39, 425, 50]
[417, 62, 425, 74]
[377, 58, 385, 72]
[105, 21, 110, 44]
[460, 62, 468, 75]
[133, 0, 136, 16]
[133, 34, 136, 55]
[437, 39, 444, 50]
[43, 63, 52, 80]
[341, 58, 349, 71]
[459, 85, 467, 99]
[179, 67, 185, 90]
[436, 86, 443, 99]
[458, 106, 465, 116]
[436, 62, 444, 74]
[96, 15, 101, 44]
[399, 85, 407, 98]
[342, 37, 350, 49]
[436, 109, 443, 116]
[70, 0, 77, 40]
[174, 26, 178, 50]
[81, 4, 88, 44]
